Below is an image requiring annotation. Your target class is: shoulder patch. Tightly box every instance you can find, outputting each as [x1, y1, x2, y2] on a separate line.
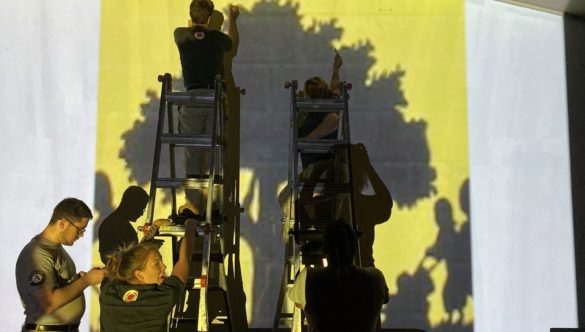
[28, 270, 46, 286]
[122, 289, 139, 302]
[194, 31, 205, 40]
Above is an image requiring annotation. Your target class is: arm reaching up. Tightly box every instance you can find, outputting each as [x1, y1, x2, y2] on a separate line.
[171, 219, 197, 283]
[330, 49, 343, 96]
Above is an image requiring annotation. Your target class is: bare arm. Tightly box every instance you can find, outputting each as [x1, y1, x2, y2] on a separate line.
[329, 49, 343, 95]
[34, 268, 104, 314]
[171, 219, 196, 283]
[306, 113, 339, 140]
[227, 5, 240, 57]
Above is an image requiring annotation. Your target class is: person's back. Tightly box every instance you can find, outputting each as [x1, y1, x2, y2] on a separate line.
[174, 26, 231, 88]
[289, 220, 389, 332]
[305, 265, 388, 332]
[174, 0, 233, 89]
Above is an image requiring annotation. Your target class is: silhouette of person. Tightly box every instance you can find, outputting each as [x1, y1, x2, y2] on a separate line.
[289, 220, 389, 332]
[385, 259, 435, 331]
[426, 181, 472, 325]
[98, 186, 149, 264]
[348, 143, 393, 267]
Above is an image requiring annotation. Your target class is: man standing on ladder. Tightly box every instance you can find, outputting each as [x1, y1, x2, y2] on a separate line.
[174, 0, 240, 218]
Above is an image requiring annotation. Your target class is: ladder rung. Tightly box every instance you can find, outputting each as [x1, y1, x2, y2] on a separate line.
[295, 218, 336, 225]
[155, 177, 223, 189]
[165, 91, 216, 107]
[297, 140, 348, 152]
[296, 99, 344, 110]
[191, 252, 224, 262]
[160, 134, 215, 147]
[296, 183, 351, 192]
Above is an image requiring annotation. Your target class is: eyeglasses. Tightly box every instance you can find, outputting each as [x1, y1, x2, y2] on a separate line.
[65, 218, 87, 235]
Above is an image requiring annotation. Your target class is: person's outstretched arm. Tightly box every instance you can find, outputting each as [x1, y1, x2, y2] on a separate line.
[171, 219, 196, 283]
[329, 49, 343, 96]
[227, 5, 240, 57]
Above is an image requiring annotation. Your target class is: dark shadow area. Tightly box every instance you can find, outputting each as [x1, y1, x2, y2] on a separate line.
[350, 143, 393, 267]
[97, 185, 149, 264]
[564, 13, 585, 327]
[233, 1, 435, 326]
[93, 171, 115, 238]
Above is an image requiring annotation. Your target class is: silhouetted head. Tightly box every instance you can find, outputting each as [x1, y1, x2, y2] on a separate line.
[304, 76, 333, 98]
[190, 0, 214, 25]
[459, 179, 470, 216]
[118, 186, 149, 222]
[323, 220, 357, 266]
[434, 198, 453, 229]
[208, 9, 224, 30]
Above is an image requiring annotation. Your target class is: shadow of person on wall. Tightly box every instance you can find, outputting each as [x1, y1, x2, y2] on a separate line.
[385, 258, 435, 332]
[92, 171, 115, 240]
[210, 8, 249, 331]
[97, 185, 149, 264]
[349, 143, 393, 267]
[426, 179, 472, 331]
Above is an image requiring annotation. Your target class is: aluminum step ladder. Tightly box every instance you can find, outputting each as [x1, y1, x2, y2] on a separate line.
[273, 80, 360, 332]
[144, 73, 232, 332]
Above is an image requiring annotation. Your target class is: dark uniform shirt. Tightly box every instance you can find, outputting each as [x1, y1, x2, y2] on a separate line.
[99, 276, 184, 332]
[304, 266, 389, 332]
[174, 26, 232, 89]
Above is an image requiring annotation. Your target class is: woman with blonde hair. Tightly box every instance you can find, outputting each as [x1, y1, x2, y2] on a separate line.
[99, 219, 196, 332]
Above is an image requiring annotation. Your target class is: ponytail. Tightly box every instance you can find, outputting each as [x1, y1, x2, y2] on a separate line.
[105, 241, 162, 283]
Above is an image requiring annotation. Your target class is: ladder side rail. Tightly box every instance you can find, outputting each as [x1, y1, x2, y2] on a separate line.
[341, 82, 361, 267]
[218, 84, 225, 211]
[205, 75, 222, 224]
[197, 75, 223, 332]
[291, 82, 302, 244]
[285, 81, 298, 228]
[166, 97, 178, 217]
[146, 73, 172, 224]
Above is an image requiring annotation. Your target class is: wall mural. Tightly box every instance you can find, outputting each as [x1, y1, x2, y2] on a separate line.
[93, 0, 470, 330]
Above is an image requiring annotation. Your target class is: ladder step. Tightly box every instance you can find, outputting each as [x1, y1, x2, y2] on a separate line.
[296, 183, 351, 192]
[297, 140, 348, 153]
[296, 99, 344, 110]
[160, 134, 216, 147]
[155, 177, 223, 189]
[165, 91, 216, 107]
[191, 252, 225, 263]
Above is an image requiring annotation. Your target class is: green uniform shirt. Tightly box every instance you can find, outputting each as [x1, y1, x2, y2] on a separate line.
[99, 275, 184, 332]
[15, 235, 85, 325]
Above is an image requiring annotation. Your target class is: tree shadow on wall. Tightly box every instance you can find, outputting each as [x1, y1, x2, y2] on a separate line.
[114, 0, 438, 328]
[233, 0, 436, 327]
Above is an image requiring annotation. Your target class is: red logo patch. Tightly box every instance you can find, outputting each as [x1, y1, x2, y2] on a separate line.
[122, 290, 139, 302]
[194, 31, 205, 40]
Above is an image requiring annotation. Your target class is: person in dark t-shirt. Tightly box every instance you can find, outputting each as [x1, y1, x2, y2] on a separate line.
[288, 220, 389, 332]
[99, 219, 196, 332]
[173, 0, 239, 217]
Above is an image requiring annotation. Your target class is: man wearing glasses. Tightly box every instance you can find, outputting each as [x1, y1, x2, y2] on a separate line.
[15, 198, 105, 332]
